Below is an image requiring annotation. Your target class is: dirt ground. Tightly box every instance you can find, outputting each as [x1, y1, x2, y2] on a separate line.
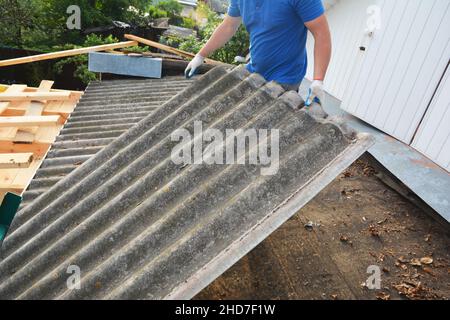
[196, 156, 450, 300]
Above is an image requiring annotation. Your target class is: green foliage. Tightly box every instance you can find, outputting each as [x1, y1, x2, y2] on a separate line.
[2, 0, 249, 65]
[44, 0, 151, 28]
[148, 6, 168, 19]
[83, 34, 118, 47]
[164, 3, 250, 64]
[53, 34, 118, 85]
[1, 0, 250, 87]
[124, 45, 151, 53]
[147, 0, 183, 25]
[181, 17, 197, 29]
[0, 0, 38, 48]
[152, 0, 183, 20]
[0, 0, 152, 48]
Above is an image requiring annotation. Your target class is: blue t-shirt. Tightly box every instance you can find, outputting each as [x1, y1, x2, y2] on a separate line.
[228, 0, 324, 85]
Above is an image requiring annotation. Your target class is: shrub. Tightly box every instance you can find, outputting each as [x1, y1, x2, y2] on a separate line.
[53, 34, 119, 85]
[148, 0, 183, 24]
[181, 17, 197, 30]
[163, 3, 250, 64]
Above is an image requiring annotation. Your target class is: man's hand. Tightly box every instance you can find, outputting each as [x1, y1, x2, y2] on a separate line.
[185, 54, 205, 79]
[305, 80, 324, 106]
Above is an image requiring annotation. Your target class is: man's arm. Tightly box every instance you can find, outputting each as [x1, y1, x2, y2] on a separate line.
[305, 14, 332, 81]
[199, 15, 242, 57]
[185, 16, 242, 78]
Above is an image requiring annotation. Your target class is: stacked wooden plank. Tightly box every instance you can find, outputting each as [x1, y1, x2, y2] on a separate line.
[0, 81, 82, 202]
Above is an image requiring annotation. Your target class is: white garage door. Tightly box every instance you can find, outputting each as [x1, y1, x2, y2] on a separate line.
[341, 0, 450, 144]
[412, 63, 450, 172]
[308, 0, 450, 146]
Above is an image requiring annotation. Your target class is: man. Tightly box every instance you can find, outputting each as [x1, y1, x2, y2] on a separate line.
[185, 0, 332, 105]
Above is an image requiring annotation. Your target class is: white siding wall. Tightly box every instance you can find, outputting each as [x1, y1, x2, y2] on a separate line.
[306, 0, 450, 172]
[346, 0, 449, 144]
[307, 0, 450, 144]
[412, 65, 450, 171]
[306, 0, 373, 99]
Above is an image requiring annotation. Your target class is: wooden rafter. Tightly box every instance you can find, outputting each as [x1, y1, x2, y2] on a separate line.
[124, 34, 226, 66]
[0, 85, 27, 114]
[0, 41, 138, 67]
[0, 153, 33, 169]
[0, 116, 61, 127]
[14, 80, 55, 143]
[0, 92, 73, 101]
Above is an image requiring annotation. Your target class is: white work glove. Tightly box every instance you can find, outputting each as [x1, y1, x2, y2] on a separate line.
[305, 80, 325, 106]
[185, 54, 205, 79]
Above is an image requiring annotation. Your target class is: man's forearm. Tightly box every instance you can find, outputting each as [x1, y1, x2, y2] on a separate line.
[305, 15, 332, 81]
[199, 17, 241, 57]
[313, 31, 332, 80]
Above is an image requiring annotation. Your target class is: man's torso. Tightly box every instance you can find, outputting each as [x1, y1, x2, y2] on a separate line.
[230, 0, 324, 85]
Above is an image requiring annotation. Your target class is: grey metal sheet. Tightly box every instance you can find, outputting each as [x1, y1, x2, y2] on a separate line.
[89, 52, 162, 78]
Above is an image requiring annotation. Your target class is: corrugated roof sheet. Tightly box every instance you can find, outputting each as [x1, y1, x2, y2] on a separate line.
[0, 66, 373, 300]
[20, 77, 192, 209]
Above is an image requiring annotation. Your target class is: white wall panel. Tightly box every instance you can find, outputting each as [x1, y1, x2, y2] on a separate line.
[412, 65, 450, 172]
[376, 0, 450, 142]
[403, 23, 450, 143]
[310, 0, 450, 146]
[360, 0, 424, 124]
[306, 0, 374, 99]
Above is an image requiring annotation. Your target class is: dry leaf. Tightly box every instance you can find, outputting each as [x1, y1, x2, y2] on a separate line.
[397, 256, 408, 264]
[368, 225, 381, 238]
[422, 267, 436, 276]
[376, 292, 391, 300]
[420, 257, 433, 265]
[393, 281, 437, 300]
[410, 258, 422, 267]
